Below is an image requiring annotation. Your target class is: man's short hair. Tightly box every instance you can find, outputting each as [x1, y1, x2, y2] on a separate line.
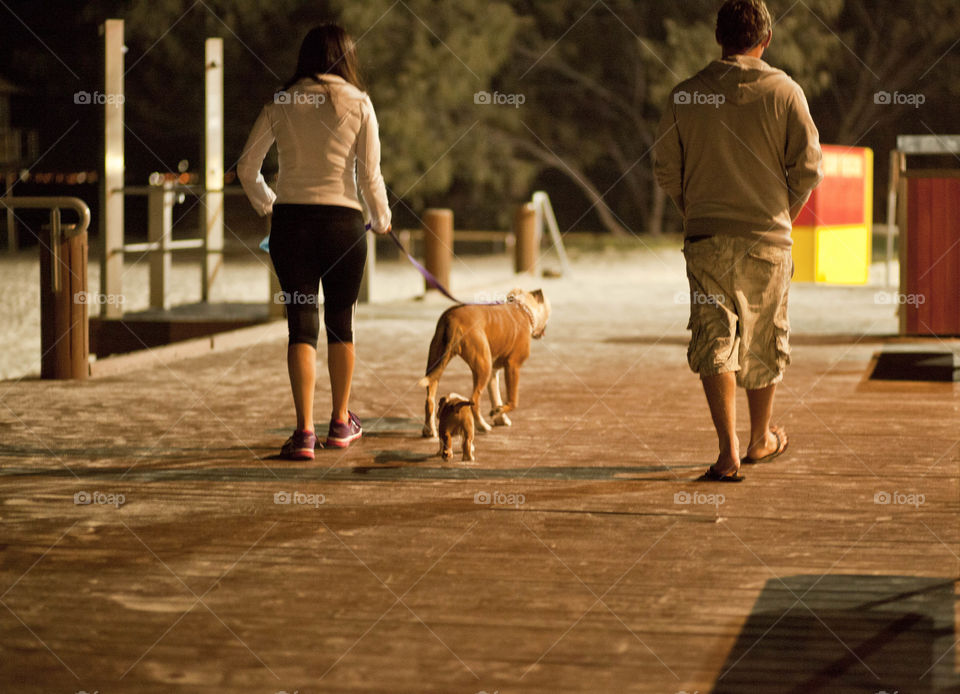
[716, 0, 773, 55]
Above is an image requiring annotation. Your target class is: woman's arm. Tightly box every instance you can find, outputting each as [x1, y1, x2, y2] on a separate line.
[237, 107, 278, 216]
[356, 96, 392, 234]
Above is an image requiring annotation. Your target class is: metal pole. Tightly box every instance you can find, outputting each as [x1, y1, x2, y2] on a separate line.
[202, 38, 224, 301]
[101, 19, 124, 318]
[148, 181, 173, 310]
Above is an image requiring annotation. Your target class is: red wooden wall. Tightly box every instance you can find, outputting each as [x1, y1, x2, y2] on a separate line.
[904, 177, 960, 335]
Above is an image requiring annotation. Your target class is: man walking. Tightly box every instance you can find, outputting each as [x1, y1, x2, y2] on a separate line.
[654, 0, 823, 481]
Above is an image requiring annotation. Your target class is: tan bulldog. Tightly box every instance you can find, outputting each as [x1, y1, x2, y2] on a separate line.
[419, 288, 550, 438]
[437, 393, 476, 462]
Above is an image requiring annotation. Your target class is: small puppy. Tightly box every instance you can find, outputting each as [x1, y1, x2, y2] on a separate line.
[420, 288, 551, 438]
[437, 393, 476, 462]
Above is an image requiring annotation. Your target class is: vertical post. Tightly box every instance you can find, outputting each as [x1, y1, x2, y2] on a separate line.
[100, 19, 124, 319]
[358, 230, 376, 303]
[886, 150, 902, 289]
[202, 37, 224, 302]
[514, 202, 538, 274]
[40, 219, 88, 380]
[148, 181, 173, 310]
[5, 170, 15, 252]
[423, 209, 453, 294]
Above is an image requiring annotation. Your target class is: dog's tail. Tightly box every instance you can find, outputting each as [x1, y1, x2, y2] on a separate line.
[418, 315, 461, 388]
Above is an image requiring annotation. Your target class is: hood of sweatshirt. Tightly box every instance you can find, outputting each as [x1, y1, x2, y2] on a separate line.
[691, 56, 788, 106]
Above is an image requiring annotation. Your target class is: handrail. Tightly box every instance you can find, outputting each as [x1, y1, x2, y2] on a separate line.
[0, 196, 91, 291]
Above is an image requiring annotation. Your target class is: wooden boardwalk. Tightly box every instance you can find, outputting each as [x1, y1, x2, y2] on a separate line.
[0, 266, 958, 693]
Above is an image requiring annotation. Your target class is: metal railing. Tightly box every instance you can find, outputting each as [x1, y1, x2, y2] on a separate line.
[0, 196, 91, 291]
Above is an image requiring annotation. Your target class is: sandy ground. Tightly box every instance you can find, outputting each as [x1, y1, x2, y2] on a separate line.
[0, 240, 899, 381]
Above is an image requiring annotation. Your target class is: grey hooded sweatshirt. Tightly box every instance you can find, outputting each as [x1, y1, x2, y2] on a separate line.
[655, 55, 823, 247]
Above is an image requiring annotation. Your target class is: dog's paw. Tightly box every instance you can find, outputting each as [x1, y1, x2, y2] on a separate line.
[441, 451, 452, 461]
[489, 406, 504, 417]
[493, 412, 512, 427]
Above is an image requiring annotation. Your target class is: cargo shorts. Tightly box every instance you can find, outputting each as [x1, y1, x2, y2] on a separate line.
[682, 235, 792, 389]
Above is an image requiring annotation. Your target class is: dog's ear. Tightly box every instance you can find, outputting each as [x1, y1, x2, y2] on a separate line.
[531, 289, 544, 304]
[438, 396, 448, 410]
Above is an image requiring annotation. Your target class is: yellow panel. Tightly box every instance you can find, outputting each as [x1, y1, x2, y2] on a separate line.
[791, 226, 816, 282]
[814, 225, 870, 284]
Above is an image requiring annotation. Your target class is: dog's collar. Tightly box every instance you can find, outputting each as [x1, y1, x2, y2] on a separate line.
[512, 300, 540, 337]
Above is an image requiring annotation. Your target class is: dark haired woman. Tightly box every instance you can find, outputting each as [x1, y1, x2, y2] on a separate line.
[238, 24, 391, 459]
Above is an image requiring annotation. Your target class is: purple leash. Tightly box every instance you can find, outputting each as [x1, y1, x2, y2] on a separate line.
[385, 229, 466, 304]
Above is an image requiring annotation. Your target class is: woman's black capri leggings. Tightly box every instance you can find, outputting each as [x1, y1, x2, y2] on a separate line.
[269, 204, 366, 346]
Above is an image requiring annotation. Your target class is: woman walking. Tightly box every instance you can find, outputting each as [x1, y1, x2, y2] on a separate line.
[238, 23, 391, 459]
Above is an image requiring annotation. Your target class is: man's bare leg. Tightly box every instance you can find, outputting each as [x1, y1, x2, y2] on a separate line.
[700, 372, 739, 474]
[745, 384, 786, 459]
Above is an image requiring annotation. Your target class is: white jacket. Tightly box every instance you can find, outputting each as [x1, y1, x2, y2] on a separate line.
[238, 74, 392, 233]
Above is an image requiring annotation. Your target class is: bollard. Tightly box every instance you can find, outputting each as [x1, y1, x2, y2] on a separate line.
[514, 202, 538, 274]
[39, 221, 89, 379]
[423, 208, 453, 293]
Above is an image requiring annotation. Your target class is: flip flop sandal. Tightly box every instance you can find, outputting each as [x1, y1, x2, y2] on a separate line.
[697, 465, 745, 482]
[742, 429, 789, 465]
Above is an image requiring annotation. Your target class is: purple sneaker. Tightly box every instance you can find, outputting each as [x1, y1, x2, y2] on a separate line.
[325, 412, 362, 448]
[280, 429, 317, 460]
